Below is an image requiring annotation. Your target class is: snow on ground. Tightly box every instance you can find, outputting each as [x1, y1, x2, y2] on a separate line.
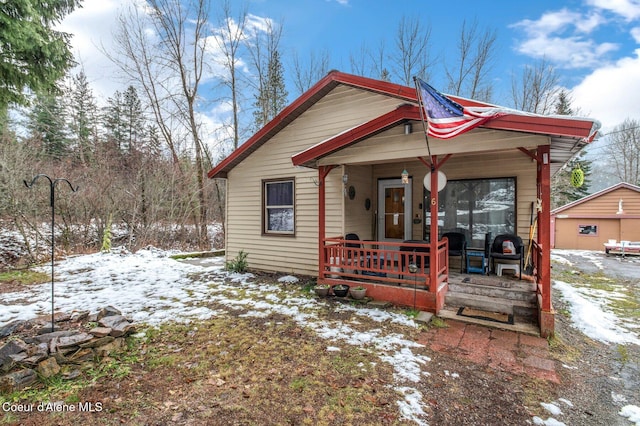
[0, 248, 430, 425]
[1, 247, 639, 425]
[551, 250, 640, 346]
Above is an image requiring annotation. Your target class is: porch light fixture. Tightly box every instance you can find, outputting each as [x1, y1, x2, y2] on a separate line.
[342, 174, 348, 184]
[404, 122, 413, 135]
[401, 169, 409, 184]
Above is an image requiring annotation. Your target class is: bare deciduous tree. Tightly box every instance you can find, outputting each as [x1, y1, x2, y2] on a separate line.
[213, 1, 248, 151]
[390, 15, 433, 85]
[291, 49, 331, 95]
[511, 58, 560, 114]
[110, 0, 212, 247]
[604, 118, 640, 185]
[246, 17, 287, 131]
[445, 19, 497, 102]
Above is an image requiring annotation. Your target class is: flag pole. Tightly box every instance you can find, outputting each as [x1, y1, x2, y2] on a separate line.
[413, 76, 434, 171]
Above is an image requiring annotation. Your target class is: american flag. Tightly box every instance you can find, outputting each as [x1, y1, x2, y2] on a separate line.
[416, 78, 503, 139]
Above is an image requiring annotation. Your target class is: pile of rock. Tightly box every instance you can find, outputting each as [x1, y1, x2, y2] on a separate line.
[0, 306, 136, 393]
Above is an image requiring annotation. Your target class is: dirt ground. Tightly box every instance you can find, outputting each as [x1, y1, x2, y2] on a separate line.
[1, 253, 638, 425]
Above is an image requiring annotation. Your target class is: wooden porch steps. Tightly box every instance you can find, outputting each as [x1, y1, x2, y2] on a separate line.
[437, 306, 540, 336]
[443, 274, 539, 334]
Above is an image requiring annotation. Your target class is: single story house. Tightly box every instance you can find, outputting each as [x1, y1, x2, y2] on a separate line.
[551, 182, 640, 250]
[208, 71, 599, 337]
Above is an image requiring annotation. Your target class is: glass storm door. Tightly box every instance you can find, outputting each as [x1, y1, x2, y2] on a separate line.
[377, 178, 412, 243]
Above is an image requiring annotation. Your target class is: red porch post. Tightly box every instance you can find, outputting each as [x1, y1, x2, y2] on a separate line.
[318, 166, 334, 280]
[429, 160, 439, 293]
[537, 145, 554, 337]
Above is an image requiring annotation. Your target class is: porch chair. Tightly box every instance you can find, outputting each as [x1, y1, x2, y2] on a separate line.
[489, 234, 524, 279]
[344, 233, 385, 276]
[442, 232, 467, 273]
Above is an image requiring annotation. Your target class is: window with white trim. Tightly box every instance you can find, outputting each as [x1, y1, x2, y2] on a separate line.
[263, 179, 295, 235]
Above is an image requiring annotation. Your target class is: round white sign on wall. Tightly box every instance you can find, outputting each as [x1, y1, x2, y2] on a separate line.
[423, 171, 447, 192]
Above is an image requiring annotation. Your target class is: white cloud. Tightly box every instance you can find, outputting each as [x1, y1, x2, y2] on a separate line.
[57, 0, 135, 102]
[511, 9, 617, 68]
[631, 26, 640, 41]
[587, 0, 640, 20]
[571, 48, 640, 130]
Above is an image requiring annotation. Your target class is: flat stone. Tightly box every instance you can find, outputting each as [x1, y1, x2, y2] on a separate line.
[8, 353, 28, 363]
[0, 369, 37, 393]
[95, 338, 124, 358]
[68, 348, 95, 363]
[80, 336, 115, 349]
[0, 340, 27, 372]
[57, 333, 95, 349]
[37, 323, 63, 334]
[70, 311, 90, 322]
[97, 306, 122, 320]
[0, 340, 27, 358]
[99, 315, 134, 337]
[29, 342, 49, 357]
[22, 354, 49, 366]
[89, 327, 112, 338]
[30, 330, 77, 343]
[415, 311, 434, 325]
[0, 320, 25, 338]
[37, 357, 60, 378]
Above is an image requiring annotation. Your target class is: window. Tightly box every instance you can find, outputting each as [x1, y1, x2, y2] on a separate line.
[263, 178, 295, 235]
[578, 224, 598, 236]
[424, 177, 516, 246]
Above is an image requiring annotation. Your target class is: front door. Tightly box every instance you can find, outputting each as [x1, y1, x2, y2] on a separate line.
[377, 178, 412, 243]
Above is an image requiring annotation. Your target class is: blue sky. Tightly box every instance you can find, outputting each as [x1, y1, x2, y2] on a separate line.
[59, 0, 640, 137]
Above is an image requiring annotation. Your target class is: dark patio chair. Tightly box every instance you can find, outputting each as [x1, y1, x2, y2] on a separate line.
[442, 232, 467, 272]
[489, 234, 524, 279]
[344, 233, 385, 276]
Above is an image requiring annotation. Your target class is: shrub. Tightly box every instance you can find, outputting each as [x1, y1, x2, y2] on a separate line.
[225, 250, 248, 273]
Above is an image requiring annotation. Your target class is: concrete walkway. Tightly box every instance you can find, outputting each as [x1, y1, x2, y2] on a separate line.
[417, 319, 559, 383]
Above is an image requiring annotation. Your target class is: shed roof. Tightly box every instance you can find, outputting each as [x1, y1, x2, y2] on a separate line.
[208, 70, 600, 179]
[551, 182, 640, 215]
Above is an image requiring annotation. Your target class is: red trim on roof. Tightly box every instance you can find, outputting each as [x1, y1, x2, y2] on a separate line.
[207, 71, 416, 178]
[208, 70, 599, 178]
[484, 114, 597, 141]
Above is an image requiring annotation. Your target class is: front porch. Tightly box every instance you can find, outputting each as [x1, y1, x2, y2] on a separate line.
[320, 237, 450, 312]
[318, 236, 541, 335]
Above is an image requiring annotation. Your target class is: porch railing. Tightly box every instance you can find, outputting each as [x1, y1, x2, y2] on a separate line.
[321, 236, 449, 292]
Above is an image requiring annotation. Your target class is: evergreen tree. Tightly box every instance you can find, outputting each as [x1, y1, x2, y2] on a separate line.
[67, 71, 99, 165]
[550, 89, 593, 208]
[252, 50, 287, 130]
[122, 86, 145, 153]
[554, 90, 573, 115]
[103, 90, 126, 151]
[27, 93, 68, 160]
[0, 0, 81, 110]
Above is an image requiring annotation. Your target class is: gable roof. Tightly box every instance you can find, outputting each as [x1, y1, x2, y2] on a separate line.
[208, 70, 600, 178]
[551, 182, 640, 214]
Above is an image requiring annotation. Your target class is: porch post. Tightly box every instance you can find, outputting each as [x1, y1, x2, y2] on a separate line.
[429, 158, 439, 294]
[537, 145, 554, 336]
[318, 166, 333, 281]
